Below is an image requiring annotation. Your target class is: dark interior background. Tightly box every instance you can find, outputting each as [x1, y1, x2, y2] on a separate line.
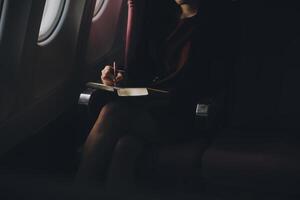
[0, 0, 129, 180]
[1, 0, 300, 199]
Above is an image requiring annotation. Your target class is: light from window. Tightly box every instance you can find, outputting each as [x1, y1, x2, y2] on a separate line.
[93, 0, 105, 17]
[38, 0, 67, 43]
[0, 0, 5, 38]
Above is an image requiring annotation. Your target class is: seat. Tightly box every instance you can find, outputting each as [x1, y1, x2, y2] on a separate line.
[201, 0, 300, 195]
[78, 0, 239, 195]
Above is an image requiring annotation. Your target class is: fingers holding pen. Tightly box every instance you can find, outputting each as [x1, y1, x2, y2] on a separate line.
[101, 65, 114, 76]
[101, 65, 125, 86]
[116, 72, 125, 82]
[101, 65, 115, 86]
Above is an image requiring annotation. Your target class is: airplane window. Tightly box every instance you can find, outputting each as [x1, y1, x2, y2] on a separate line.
[0, 0, 4, 36]
[38, 0, 68, 44]
[93, 0, 105, 18]
[0, 0, 3, 20]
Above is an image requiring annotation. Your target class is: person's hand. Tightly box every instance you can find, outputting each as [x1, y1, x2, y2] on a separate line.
[101, 65, 125, 86]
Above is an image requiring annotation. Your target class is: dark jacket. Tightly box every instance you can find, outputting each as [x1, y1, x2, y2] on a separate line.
[124, 1, 238, 135]
[126, 11, 235, 106]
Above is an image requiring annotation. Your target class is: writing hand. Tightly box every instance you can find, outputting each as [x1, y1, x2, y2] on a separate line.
[101, 65, 125, 86]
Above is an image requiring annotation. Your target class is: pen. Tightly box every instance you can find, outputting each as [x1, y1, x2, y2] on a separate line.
[113, 61, 116, 87]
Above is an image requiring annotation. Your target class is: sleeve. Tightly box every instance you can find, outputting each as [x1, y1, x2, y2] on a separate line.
[125, 37, 158, 87]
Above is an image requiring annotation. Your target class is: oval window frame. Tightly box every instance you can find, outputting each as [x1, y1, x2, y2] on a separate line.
[0, 0, 4, 22]
[38, 0, 70, 46]
[0, 0, 5, 40]
[0, 0, 3, 15]
[92, 0, 107, 22]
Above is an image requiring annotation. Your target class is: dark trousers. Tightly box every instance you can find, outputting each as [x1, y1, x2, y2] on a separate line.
[75, 94, 197, 187]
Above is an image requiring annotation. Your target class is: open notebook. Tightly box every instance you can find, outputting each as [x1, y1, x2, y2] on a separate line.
[86, 82, 169, 97]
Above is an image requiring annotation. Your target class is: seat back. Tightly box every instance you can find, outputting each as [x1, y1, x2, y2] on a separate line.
[201, 2, 300, 194]
[229, 0, 300, 134]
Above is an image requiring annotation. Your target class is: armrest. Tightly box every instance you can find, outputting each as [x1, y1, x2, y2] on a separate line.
[194, 91, 228, 134]
[79, 87, 113, 113]
[78, 88, 97, 106]
[78, 88, 113, 133]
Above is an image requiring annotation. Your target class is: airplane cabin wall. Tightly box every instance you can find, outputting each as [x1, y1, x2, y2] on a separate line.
[0, 0, 96, 156]
[84, 0, 127, 82]
[0, 0, 40, 123]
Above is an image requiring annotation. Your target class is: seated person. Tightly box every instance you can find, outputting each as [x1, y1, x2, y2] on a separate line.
[76, 0, 234, 187]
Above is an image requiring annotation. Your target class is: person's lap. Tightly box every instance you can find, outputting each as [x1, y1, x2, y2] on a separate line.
[101, 98, 196, 144]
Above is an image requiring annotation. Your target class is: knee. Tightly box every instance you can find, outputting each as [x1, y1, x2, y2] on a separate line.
[89, 102, 131, 136]
[114, 136, 144, 155]
[102, 101, 130, 112]
[95, 102, 130, 124]
[99, 101, 133, 119]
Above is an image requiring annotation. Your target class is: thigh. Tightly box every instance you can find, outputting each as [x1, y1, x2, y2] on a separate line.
[95, 99, 194, 143]
[144, 103, 197, 144]
[93, 100, 159, 139]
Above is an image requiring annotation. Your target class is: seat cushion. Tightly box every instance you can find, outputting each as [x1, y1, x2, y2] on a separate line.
[136, 139, 210, 188]
[202, 129, 300, 192]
